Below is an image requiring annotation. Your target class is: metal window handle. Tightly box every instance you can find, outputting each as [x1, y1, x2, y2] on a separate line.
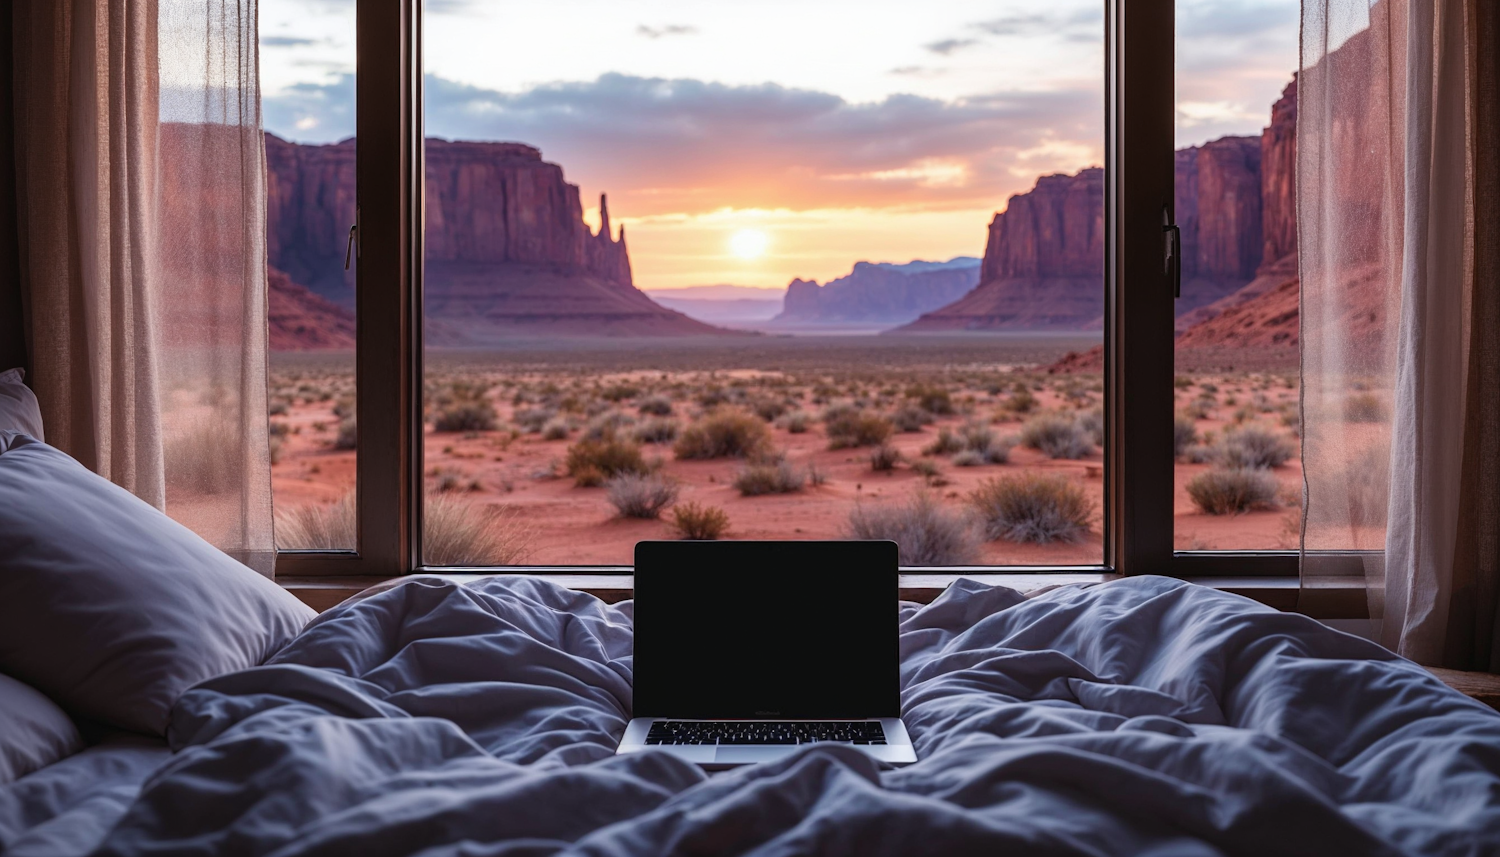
[344, 223, 358, 271]
[1162, 209, 1181, 299]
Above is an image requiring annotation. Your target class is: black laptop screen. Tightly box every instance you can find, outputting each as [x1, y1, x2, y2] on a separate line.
[632, 540, 900, 719]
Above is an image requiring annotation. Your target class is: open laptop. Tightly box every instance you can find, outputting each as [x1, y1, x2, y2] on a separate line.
[617, 540, 917, 767]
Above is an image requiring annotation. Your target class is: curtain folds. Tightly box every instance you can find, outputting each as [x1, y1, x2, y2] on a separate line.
[1300, 0, 1500, 668]
[12, 0, 274, 576]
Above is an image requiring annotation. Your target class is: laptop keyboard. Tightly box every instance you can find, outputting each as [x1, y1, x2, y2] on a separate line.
[645, 720, 887, 745]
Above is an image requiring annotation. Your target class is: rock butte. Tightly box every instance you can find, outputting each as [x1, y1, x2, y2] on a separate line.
[263, 135, 722, 346]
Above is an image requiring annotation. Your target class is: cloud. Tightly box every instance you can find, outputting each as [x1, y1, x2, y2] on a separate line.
[924, 37, 978, 55]
[261, 35, 318, 48]
[636, 24, 699, 39]
[889, 66, 946, 78]
[969, 13, 1051, 36]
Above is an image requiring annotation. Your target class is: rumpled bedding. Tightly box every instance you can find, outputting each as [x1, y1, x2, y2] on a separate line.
[71, 576, 1500, 855]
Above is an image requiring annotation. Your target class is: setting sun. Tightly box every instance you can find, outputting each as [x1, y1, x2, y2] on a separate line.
[728, 228, 770, 260]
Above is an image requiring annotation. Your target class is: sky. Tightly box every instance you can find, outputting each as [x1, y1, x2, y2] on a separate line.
[259, 0, 1300, 290]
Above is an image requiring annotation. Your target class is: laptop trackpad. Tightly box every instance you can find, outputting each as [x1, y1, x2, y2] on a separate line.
[714, 746, 793, 764]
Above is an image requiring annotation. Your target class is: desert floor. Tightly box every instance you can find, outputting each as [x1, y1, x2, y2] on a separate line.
[268, 334, 1303, 567]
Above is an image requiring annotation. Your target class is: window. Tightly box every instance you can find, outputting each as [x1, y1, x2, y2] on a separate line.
[269, 0, 1301, 581]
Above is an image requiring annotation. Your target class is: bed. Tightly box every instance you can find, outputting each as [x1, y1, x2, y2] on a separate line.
[4, 573, 1495, 856]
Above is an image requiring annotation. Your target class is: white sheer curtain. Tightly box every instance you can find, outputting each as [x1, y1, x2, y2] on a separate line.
[13, 0, 274, 575]
[1301, 0, 1500, 668]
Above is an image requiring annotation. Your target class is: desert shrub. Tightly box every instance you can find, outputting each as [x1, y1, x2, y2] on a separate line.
[1077, 408, 1104, 447]
[513, 407, 555, 433]
[637, 395, 674, 416]
[1019, 414, 1093, 459]
[751, 397, 789, 422]
[267, 400, 289, 416]
[1173, 417, 1198, 458]
[675, 410, 773, 460]
[600, 383, 639, 402]
[806, 462, 828, 486]
[163, 420, 240, 492]
[776, 411, 812, 433]
[952, 449, 985, 467]
[907, 385, 955, 415]
[824, 406, 894, 449]
[1182, 444, 1216, 464]
[334, 416, 357, 450]
[566, 436, 648, 485]
[909, 459, 947, 486]
[268, 420, 292, 438]
[423, 496, 532, 565]
[1217, 426, 1295, 469]
[1187, 468, 1279, 515]
[268, 435, 284, 465]
[868, 444, 902, 471]
[633, 417, 679, 444]
[582, 412, 635, 443]
[1344, 392, 1388, 423]
[892, 405, 933, 433]
[922, 427, 965, 456]
[606, 472, 679, 518]
[274, 492, 356, 549]
[1183, 398, 1215, 420]
[734, 460, 806, 495]
[846, 493, 981, 565]
[1002, 387, 1038, 414]
[1174, 376, 1194, 390]
[541, 419, 570, 441]
[333, 396, 355, 418]
[959, 422, 1013, 463]
[970, 474, 1092, 544]
[672, 501, 730, 540]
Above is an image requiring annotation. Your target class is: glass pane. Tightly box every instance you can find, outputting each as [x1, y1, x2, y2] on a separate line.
[1172, 0, 1301, 550]
[260, 0, 358, 550]
[421, 1, 1105, 566]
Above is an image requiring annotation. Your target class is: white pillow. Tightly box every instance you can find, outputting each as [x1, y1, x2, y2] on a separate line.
[0, 433, 316, 736]
[0, 672, 84, 783]
[0, 368, 43, 441]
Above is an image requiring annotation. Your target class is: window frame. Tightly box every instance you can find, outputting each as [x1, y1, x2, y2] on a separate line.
[275, 0, 1303, 588]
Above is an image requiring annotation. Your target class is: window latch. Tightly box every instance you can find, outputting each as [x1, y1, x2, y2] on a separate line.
[344, 220, 358, 271]
[1162, 207, 1181, 299]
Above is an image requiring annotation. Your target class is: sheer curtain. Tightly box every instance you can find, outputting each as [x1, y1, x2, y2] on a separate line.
[13, 0, 274, 575]
[1301, 0, 1500, 669]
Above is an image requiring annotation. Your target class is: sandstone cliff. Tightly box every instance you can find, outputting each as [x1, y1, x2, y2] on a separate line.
[268, 266, 356, 351]
[772, 259, 980, 325]
[264, 135, 719, 343]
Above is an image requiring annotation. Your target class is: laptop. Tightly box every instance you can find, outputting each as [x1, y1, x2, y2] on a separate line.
[616, 540, 917, 768]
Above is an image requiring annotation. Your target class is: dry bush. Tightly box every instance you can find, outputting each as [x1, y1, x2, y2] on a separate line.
[165, 415, 238, 493]
[1173, 417, 1198, 458]
[892, 405, 933, 433]
[606, 473, 679, 518]
[1002, 387, 1038, 414]
[824, 406, 894, 449]
[846, 493, 981, 566]
[1077, 407, 1104, 447]
[907, 385, 955, 415]
[1217, 426, 1295, 469]
[434, 401, 498, 433]
[1344, 392, 1388, 423]
[675, 410, 773, 460]
[952, 450, 984, 467]
[909, 459, 947, 486]
[423, 496, 533, 566]
[776, 411, 812, 433]
[582, 412, 636, 442]
[633, 417, 679, 444]
[751, 397, 789, 422]
[600, 383, 639, 402]
[334, 416, 357, 450]
[1186, 468, 1279, 515]
[275, 492, 356, 549]
[969, 474, 1092, 544]
[513, 407, 556, 433]
[922, 427, 965, 456]
[868, 443, 902, 471]
[541, 419, 570, 441]
[1183, 398, 1215, 420]
[566, 436, 649, 485]
[1019, 414, 1093, 460]
[959, 421, 1013, 463]
[673, 501, 730, 539]
[637, 395, 674, 416]
[734, 459, 805, 495]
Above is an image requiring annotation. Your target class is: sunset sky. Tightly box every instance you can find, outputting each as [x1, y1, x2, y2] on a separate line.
[260, 0, 1299, 290]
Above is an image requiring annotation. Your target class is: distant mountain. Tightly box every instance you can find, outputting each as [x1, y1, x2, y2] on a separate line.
[895, 79, 1299, 335]
[264, 135, 726, 343]
[771, 257, 981, 326]
[267, 265, 355, 350]
[645, 286, 784, 325]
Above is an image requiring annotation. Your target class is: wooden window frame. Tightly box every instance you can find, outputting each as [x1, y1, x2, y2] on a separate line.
[277, 0, 1338, 608]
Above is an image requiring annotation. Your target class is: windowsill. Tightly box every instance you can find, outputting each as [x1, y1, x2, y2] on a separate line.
[278, 571, 1369, 618]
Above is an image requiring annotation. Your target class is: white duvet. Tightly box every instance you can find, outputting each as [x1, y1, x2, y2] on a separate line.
[63, 575, 1500, 855]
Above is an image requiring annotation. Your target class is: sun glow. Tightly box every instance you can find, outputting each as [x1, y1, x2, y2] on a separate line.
[728, 229, 770, 260]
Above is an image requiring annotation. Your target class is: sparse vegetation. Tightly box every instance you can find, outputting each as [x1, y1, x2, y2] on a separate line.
[675, 410, 773, 460]
[1174, 417, 1198, 458]
[565, 436, 649, 486]
[277, 490, 531, 565]
[1019, 414, 1093, 460]
[1187, 468, 1279, 515]
[633, 418, 679, 444]
[868, 443, 902, 471]
[434, 401, 498, 433]
[970, 474, 1092, 544]
[672, 501, 730, 540]
[922, 427, 965, 456]
[776, 411, 812, 433]
[823, 406, 894, 449]
[734, 459, 806, 495]
[606, 473, 679, 518]
[892, 405, 933, 433]
[637, 395, 674, 416]
[1217, 426, 1295, 469]
[846, 492, 981, 565]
